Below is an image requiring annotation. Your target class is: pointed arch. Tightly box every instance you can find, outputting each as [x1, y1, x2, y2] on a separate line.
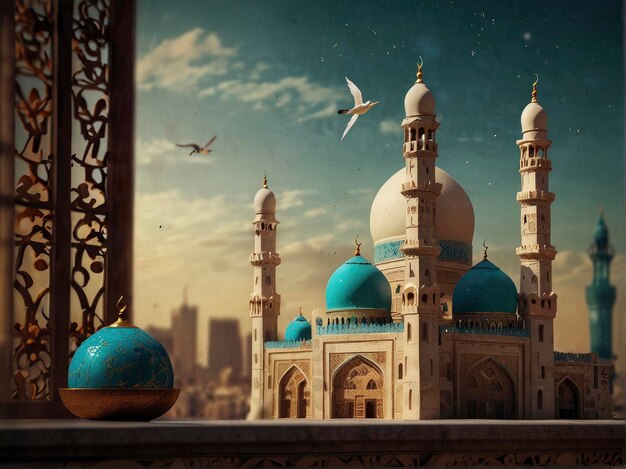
[556, 377, 580, 419]
[461, 358, 516, 419]
[278, 365, 309, 419]
[331, 355, 384, 419]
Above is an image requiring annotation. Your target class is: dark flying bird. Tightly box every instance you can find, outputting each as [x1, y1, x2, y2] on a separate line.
[175, 135, 217, 156]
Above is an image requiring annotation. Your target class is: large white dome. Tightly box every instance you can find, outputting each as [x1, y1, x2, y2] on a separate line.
[370, 166, 474, 247]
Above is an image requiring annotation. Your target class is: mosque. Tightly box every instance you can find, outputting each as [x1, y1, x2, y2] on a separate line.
[247, 63, 614, 420]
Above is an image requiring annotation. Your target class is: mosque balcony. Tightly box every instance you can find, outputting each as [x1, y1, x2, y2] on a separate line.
[402, 140, 437, 155]
[400, 181, 442, 197]
[515, 244, 557, 260]
[249, 252, 281, 266]
[517, 137, 552, 147]
[516, 190, 556, 203]
[519, 157, 552, 172]
[401, 240, 441, 256]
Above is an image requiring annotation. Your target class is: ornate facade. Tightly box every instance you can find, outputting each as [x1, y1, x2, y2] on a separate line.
[248, 64, 613, 420]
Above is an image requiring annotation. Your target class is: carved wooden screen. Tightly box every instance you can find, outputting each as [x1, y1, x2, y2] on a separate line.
[0, 0, 134, 418]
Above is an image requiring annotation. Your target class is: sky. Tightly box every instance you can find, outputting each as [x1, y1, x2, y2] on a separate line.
[132, 0, 624, 368]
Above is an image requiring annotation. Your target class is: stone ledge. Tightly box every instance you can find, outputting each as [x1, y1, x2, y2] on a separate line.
[0, 419, 623, 466]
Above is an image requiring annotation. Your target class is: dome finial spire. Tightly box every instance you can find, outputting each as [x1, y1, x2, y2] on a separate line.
[531, 73, 539, 103]
[262, 171, 268, 188]
[110, 295, 134, 328]
[298, 307, 302, 316]
[416, 56, 424, 83]
[599, 207, 604, 218]
[483, 240, 489, 260]
[354, 234, 362, 256]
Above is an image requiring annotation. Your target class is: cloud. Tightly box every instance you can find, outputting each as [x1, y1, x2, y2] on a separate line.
[304, 207, 326, 218]
[200, 76, 342, 120]
[278, 189, 318, 211]
[137, 29, 236, 91]
[379, 119, 400, 135]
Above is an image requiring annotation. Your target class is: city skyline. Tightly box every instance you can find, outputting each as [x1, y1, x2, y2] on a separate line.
[132, 1, 624, 369]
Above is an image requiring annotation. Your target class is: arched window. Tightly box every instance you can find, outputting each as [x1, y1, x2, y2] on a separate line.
[407, 323, 412, 342]
[410, 128, 416, 141]
[366, 379, 377, 389]
[531, 275, 537, 285]
[421, 293, 428, 304]
[395, 285, 401, 294]
[265, 276, 271, 285]
[424, 268, 429, 277]
[539, 324, 544, 342]
[541, 366, 545, 379]
[524, 215, 527, 224]
[529, 146, 535, 157]
[398, 363, 403, 380]
[409, 389, 413, 410]
[537, 390, 544, 410]
[407, 292, 415, 305]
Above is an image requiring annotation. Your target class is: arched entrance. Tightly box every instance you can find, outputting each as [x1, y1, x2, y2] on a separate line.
[332, 356, 384, 419]
[461, 359, 516, 419]
[278, 366, 309, 418]
[557, 378, 579, 419]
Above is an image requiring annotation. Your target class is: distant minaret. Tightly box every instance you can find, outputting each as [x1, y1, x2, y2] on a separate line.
[516, 77, 557, 418]
[248, 174, 281, 420]
[586, 210, 616, 361]
[400, 59, 441, 420]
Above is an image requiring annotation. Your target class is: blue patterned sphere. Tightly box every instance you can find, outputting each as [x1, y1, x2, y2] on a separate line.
[68, 325, 174, 389]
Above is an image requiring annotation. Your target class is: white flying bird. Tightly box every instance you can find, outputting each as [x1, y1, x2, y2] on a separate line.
[338, 77, 379, 140]
[175, 135, 217, 156]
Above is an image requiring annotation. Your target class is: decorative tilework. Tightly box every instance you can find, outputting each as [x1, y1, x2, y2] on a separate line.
[439, 326, 530, 337]
[265, 340, 312, 349]
[374, 239, 472, 264]
[317, 322, 404, 335]
[554, 351, 593, 362]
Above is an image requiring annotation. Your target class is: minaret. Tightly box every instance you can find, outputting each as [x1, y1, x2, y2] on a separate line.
[586, 210, 616, 361]
[400, 59, 441, 419]
[248, 174, 281, 420]
[516, 77, 557, 418]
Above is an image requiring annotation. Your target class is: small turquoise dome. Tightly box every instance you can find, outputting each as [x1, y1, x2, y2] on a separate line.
[68, 326, 174, 389]
[326, 255, 391, 312]
[285, 314, 312, 341]
[453, 259, 517, 315]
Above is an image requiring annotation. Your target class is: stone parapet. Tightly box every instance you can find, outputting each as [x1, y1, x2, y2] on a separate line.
[0, 420, 623, 467]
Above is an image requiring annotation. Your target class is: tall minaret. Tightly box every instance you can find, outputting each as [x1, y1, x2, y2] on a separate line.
[400, 60, 441, 420]
[586, 210, 616, 361]
[516, 77, 557, 418]
[248, 174, 281, 420]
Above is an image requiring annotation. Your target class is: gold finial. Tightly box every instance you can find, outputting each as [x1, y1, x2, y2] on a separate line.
[354, 235, 362, 256]
[599, 207, 605, 217]
[531, 74, 539, 103]
[299, 307, 302, 316]
[262, 171, 268, 189]
[482, 240, 488, 260]
[110, 296, 134, 328]
[416, 56, 424, 83]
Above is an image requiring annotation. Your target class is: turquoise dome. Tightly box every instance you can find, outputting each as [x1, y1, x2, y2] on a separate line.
[452, 259, 517, 315]
[285, 314, 312, 341]
[326, 255, 391, 312]
[68, 326, 174, 389]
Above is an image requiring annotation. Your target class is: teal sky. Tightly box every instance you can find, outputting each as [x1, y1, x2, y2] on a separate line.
[133, 1, 624, 366]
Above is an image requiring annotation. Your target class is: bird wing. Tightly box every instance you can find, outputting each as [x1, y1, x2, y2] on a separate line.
[341, 114, 359, 141]
[176, 143, 200, 151]
[203, 135, 217, 148]
[345, 77, 363, 106]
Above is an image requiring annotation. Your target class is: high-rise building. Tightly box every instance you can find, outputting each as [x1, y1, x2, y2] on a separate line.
[586, 211, 616, 361]
[172, 290, 198, 387]
[145, 325, 174, 358]
[208, 318, 243, 382]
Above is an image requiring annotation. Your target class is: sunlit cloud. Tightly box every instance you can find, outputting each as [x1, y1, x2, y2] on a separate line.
[379, 119, 400, 135]
[137, 29, 236, 91]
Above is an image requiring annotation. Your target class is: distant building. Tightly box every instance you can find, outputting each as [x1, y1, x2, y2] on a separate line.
[172, 292, 198, 387]
[586, 210, 616, 361]
[208, 318, 243, 381]
[145, 325, 174, 358]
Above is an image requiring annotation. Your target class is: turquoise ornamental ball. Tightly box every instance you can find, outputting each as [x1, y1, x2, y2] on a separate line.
[68, 303, 174, 389]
